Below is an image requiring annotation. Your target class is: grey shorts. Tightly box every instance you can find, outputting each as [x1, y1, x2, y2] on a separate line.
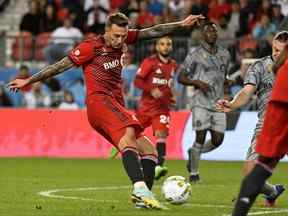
[246, 135, 258, 161]
[191, 106, 226, 132]
[245, 122, 262, 160]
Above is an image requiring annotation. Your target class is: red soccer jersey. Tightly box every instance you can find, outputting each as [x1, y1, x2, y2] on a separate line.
[134, 55, 178, 114]
[68, 30, 139, 100]
[270, 56, 288, 103]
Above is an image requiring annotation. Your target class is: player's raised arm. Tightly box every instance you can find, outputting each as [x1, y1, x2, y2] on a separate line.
[7, 57, 74, 92]
[138, 15, 205, 40]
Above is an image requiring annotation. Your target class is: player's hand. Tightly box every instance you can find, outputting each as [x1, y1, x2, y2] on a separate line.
[151, 88, 163, 99]
[215, 99, 234, 112]
[180, 14, 205, 27]
[170, 95, 177, 106]
[6, 79, 29, 92]
[194, 80, 211, 93]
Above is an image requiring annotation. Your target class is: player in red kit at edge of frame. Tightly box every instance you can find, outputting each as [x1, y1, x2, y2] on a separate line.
[231, 44, 288, 216]
[7, 12, 204, 209]
[134, 36, 178, 180]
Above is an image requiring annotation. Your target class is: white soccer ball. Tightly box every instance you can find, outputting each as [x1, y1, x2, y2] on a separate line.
[161, 175, 191, 205]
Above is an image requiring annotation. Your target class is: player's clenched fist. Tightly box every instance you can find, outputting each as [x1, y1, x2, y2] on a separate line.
[150, 88, 163, 99]
[215, 99, 234, 112]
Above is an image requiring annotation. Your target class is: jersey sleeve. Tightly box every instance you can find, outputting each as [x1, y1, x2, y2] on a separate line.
[134, 58, 153, 92]
[68, 41, 95, 66]
[136, 58, 152, 79]
[125, 29, 139, 44]
[244, 61, 263, 88]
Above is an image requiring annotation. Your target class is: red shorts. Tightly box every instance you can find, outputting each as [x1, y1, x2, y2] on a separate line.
[256, 101, 288, 158]
[136, 111, 170, 135]
[86, 93, 143, 148]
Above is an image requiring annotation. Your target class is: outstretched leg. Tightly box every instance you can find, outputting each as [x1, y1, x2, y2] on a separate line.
[232, 156, 279, 216]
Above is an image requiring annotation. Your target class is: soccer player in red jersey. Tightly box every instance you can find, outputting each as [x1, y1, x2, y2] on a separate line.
[134, 36, 178, 180]
[231, 44, 288, 216]
[7, 12, 204, 209]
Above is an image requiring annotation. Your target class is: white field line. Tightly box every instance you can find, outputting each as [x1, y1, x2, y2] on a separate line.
[223, 209, 288, 216]
[38, 186, 288, 215]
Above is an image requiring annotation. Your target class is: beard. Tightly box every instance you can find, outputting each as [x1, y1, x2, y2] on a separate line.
[159, 52, 170, 58]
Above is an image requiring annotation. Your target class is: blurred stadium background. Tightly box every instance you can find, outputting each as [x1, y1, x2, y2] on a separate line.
[0, 0, 288, 215]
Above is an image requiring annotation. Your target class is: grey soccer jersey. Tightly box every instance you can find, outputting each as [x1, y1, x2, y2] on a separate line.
[179, 44, 231, 110]
[244, 56, 275, 120]
[244, 56, 275, 160]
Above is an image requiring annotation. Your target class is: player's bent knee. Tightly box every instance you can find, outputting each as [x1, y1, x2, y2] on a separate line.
[118, 127, 138, 151]
[136, 136, 158, 156]
[155, 130, 168, 139]
[211, 133, 224, 147]
[258, 155, 280, 169]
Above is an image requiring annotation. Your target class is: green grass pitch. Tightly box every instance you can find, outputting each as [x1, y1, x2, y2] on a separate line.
[0, 158, 287, 216]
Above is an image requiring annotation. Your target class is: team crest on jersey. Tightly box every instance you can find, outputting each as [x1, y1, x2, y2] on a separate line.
[74, 49, 80, 56]
[156, 68, 162, 74]
[267, 63, 273, 73]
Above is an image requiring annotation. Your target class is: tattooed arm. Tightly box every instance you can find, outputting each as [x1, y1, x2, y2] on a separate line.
[7, 57, 75, 91]
[138, 15, 205, 40]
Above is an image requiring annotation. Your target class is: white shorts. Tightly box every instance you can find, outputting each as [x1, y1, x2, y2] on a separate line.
[191, 106, 226, 132]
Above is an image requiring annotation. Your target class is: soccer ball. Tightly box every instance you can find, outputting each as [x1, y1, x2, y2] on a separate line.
[161, 175, 191, 205]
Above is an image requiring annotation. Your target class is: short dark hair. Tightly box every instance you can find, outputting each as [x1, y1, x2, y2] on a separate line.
[274, 31, 288, 43]
[106, 12, 129, 29]
[19, 65, 29, 71]
[201, 21, 217, 31]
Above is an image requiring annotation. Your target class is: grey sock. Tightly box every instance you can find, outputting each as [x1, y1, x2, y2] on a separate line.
[201, 140, 216, 153]
[190, 142, 202, 175]
[261, 182, 276, 197]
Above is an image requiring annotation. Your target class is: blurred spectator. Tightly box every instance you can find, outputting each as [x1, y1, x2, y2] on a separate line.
[230, 48, 256, 96]
[121, 52, 141, 109]
[190, 0, 208, 17]
[128, 12, 139, 28]
[20, 0, 42, 35]
[120, 0, 139, 17]
[256, 0, 272, 21]
[44, 17, 83, 64]
[23, 82, 51, 108]
[252, 14, 277, 40]
[110, 0, 125, 11]
[137, 1, 155, 27]
[40, 4, 59, 33]
[238, 33, 258, 54]
[237, 0, 253, 37]
[168, 0, 185, 19]
[271, 4, 285, 28]
[147, 0, 164, 16]
[14, 65, 32, 92]
[58, 90, 79, 109]
[38, 0, 49, 14]
[0, 84, 12, 107]
[272, 0, 288, 16]
[208, 0, 231, 23]
[43, 77, 63, 107]
[228, 1, 240, 37]
[217, 15, 235, 47]
[85, 0, 110, 33]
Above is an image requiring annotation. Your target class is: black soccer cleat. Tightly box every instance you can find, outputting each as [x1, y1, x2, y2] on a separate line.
[189, 174, 201, 183]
